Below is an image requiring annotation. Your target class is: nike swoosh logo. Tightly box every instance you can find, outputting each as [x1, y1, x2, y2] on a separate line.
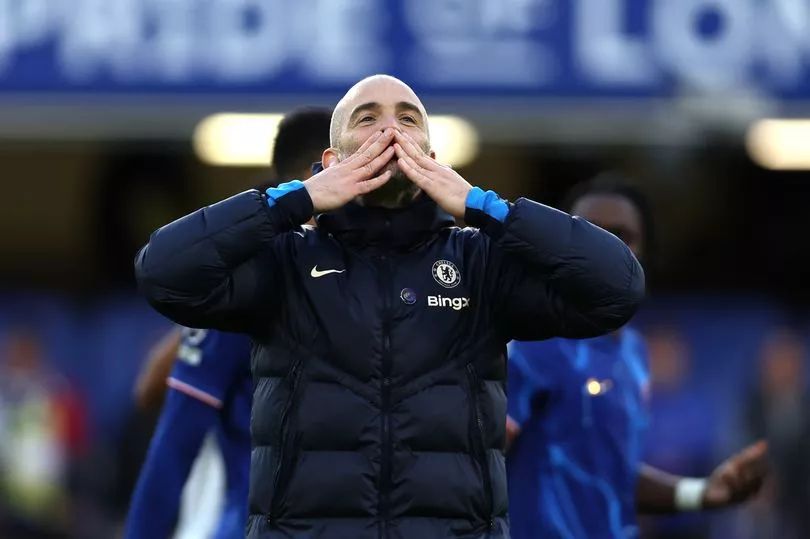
[310, 265, 346, 278]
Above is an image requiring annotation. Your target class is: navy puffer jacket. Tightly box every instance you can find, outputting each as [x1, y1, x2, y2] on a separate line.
[135, 182, 644, 539]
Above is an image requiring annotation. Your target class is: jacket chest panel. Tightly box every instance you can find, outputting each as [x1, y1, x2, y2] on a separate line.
[294, 240, 479, 381]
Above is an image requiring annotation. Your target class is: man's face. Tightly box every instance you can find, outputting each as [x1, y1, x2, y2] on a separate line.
[333, 77, 432, 206]
[571, 194, 644, 259]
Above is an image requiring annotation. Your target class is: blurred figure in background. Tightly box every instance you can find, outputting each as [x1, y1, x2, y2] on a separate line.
[264, 107, 339, 191]
[126, 328, 251, 539]
[743, 328, 810, 539]
[639, 325, 717, 539]
[125, 107, 332, 539]
[506, 176, 767, 539]
[0, 328, 88, 539]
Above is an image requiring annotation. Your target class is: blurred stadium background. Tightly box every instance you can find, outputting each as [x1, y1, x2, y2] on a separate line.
[0, 1, 809, 537]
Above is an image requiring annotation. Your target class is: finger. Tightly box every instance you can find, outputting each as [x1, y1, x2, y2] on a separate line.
[395, 128, 423, 149]
[353, 145, 396, 180]
[737, 461, 761, 488]
[750, 455, 770, 480]
[747, 440, 769, 461]
[393, 142, 411, 164]
[396, 153, 431, 188]
[740, 464, 762, 486]
[355, 169, 392, 195]
[744, 458, 769, 485]
[394, 130, 429, 162]
[734, 442, 769, 478]
[394, 142, 428, 174]
[733, 476, 763, 502]
[739, 440, 768, 460]
[395, 143, 441, 184]
[343, 130, 383, 163]
[746, 477, 766, 497]
[742, 472, 765, 495]
[348, 129, 396, 168]
[727, 478, 764, 504]
[719, 464, 744, 493]
[743, 450, 769, 477]
[394, 131, 438, 170]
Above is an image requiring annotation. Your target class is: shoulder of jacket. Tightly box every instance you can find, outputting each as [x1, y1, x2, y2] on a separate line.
[450, 225, 488, 243]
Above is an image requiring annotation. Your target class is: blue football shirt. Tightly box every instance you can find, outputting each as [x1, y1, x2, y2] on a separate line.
[507, 329, 650, 539]
[168, 328, 253, 539]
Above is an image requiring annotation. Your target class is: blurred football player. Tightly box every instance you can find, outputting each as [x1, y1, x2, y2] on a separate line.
[125, 107, 332, 539]
[506, 175, 769, 539]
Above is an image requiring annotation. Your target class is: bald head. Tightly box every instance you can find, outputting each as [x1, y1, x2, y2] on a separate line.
[329, 75, 430, 152]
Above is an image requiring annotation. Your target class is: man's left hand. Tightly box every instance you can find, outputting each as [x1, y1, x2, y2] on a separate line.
[703, 440, 769, 508]
[394, 130, 472, 219]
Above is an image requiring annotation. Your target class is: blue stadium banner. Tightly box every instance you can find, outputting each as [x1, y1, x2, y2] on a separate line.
[0, 0, 808, 99]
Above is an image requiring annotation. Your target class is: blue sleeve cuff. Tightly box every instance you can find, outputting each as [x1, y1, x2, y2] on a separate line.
[466, 187, 510, 223]
[265, 180, 305, 207]
[262, 180, 314, 229]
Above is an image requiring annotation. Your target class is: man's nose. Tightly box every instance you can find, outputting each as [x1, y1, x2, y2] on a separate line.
[379, 114, 398, 131]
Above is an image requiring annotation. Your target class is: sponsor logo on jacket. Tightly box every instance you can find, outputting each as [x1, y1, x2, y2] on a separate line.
[427, 295, 470, 311]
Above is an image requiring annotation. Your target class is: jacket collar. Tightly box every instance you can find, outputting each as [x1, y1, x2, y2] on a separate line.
[316, 192, 455, 251]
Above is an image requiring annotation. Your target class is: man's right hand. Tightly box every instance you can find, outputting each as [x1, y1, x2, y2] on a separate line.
[305, 129, 397, 213]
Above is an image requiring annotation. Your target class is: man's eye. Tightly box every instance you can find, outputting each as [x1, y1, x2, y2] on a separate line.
[401, 115, 416, 124]
[359, 116, 375, 124]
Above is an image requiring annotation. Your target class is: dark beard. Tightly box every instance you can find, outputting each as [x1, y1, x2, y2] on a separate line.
[339, 138, 426, 208]
[357, 160, 419, 208]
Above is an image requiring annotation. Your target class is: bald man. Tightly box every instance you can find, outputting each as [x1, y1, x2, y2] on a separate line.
[135, 75, 644, 539]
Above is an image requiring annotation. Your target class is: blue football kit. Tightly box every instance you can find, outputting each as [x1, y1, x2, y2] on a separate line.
[125, 328, 252, 539]
[507, 329, 650, 539]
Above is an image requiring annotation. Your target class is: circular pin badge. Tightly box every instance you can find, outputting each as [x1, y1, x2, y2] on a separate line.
[400, 288, 417, 305]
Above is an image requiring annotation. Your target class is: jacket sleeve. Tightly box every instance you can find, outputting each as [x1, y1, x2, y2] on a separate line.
[465, 187, 645, 341]
[134, 182, 313, 333]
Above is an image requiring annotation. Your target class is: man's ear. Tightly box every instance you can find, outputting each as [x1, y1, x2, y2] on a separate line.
[322, 148, 339, 168]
